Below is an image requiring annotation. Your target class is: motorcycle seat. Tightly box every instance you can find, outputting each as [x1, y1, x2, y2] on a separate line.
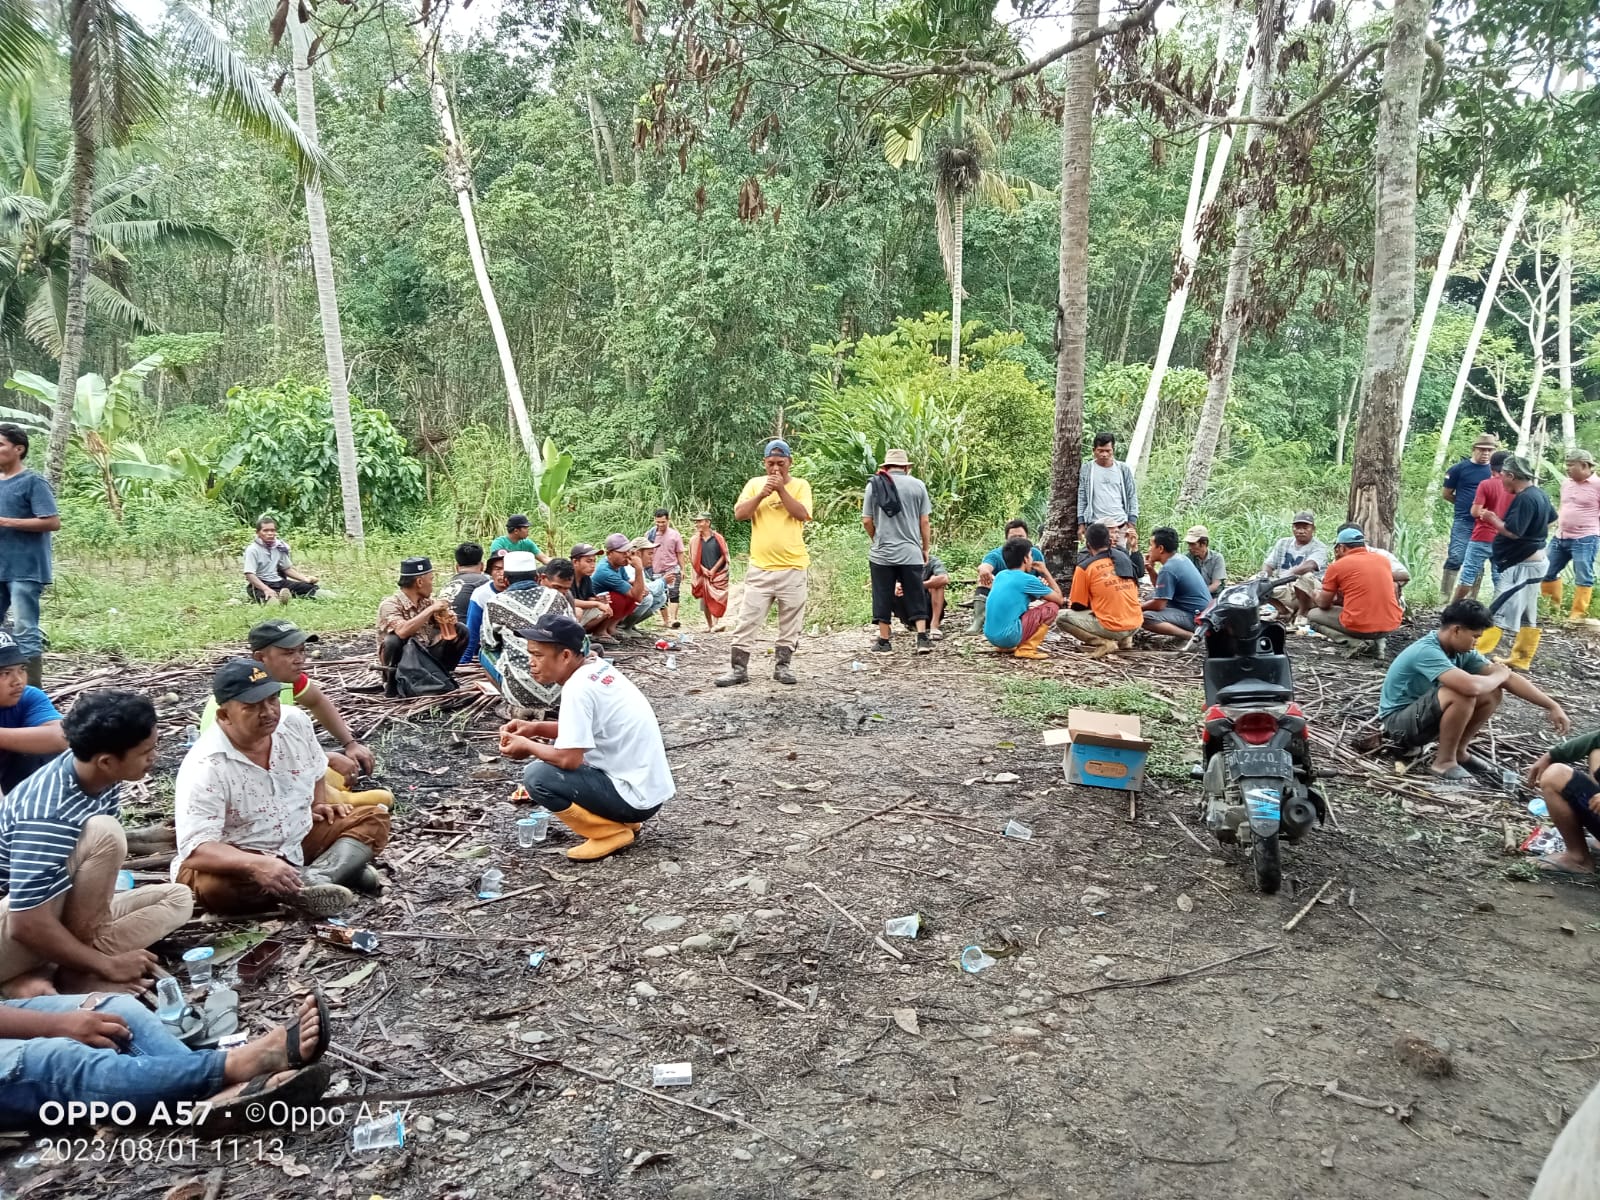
[1213, 680, 1293, 705]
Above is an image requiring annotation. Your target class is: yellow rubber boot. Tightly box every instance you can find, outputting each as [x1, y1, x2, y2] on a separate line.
[1474, 626, 1503, 656]
[1505, 627, 1542, 671]
[1570, 586, 1594, 622]
[1541, 580, 1564, 607]
[324, 766, 394, 808]
[555, 803, 636, 861]
[1012, 621, 1050, 660]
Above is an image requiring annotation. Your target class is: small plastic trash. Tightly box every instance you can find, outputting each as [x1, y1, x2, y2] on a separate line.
[114, 870, 135, 893]
[665, 654, 678, 672]
[527, 949, 548, 972]
[477, 868, 505, 900]
[182, 724, 199, 747]
[155, 976, 185, 1021]
[959, 946, 997, 974]
[351, 1111, 405, 1151]
[516, 816, 544, 848]
[1528, 796, 1549, 819]
[182, 946, 215, 987]
[884, 914, 921, 938]
[850, 661, 866, 672]
[653, 1062, 693, 1087]
[1003, 820, 1033, 841]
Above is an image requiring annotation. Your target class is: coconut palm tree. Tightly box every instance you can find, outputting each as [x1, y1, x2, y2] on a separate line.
[0, 79, 230, 363]
[0, 0, 323, 484]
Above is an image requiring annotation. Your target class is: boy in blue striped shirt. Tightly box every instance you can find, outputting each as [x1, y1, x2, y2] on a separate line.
[0, 691, 192, 997]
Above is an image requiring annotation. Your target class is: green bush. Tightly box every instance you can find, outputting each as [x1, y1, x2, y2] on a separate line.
[218, 379, 424, 532]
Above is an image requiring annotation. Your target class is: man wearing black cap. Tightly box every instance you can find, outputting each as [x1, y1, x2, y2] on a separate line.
[376, 557, 468, 695]
[489, 514, 548, 564]
[498, 616, 674, 861]
[0, 630, 66, 794]
[1477, 455, 1558, 671]
[174, 660, 390, 916]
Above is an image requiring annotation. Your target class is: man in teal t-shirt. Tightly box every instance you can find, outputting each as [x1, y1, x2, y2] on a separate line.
[488, 514, 548, 563]
[983, 537, 1062, 658]
[1378, 599, 1568, 782]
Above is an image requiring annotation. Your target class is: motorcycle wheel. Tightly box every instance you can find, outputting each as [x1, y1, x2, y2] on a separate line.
[1251, 833, 1282, 894]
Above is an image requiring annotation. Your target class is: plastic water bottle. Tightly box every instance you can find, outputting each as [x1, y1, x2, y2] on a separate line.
[350, 1111, 405, 1151]
[114, 870, 135, 892]
[155, 976, 185, 1021]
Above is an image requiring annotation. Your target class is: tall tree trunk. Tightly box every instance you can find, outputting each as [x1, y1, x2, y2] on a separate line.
[1176, 0, 1278, 511]
[584, 93, 622, 187]
[46, 0, 94, 485]
[1040, 0, 1098, 576]
[949, 190, 965, 375]
[1115, 253, 1151, 364]
[1558, 196, 1576, 449]
[1334, 371, 1359, 467]
[1346, 0, 1428, 551]
[1398, 175, 1476, 449]
[290, 9, 364, 542]
[1430, 190, 1528, 491]
[1126, 21, 1252, 475]
[425, 33, 541, 477]
[1516, 255, 1549, 456]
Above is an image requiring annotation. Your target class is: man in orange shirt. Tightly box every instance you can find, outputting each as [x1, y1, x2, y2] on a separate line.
[1059, 523, 1143, 660]
[1309, 526, 1403, 655]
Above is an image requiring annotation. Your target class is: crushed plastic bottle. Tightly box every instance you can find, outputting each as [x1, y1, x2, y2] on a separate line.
[527, 949, 548, 972]
[652, 1062, 693, 1087]
[884, 914, 921, 938]
[959, 946, 996, 974]
[477, 868, 504, 900]
[350, 1111, 405, 1151]
[1003, 820, 1033, 841]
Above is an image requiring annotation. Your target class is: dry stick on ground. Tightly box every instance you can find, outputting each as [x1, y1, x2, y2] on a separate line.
[718, 955, 808, 1013]
[1346, 888, 1406, 953]
[808, 795, 915, 852]
[1169, 811, 1216, 856]
[802, 881, 867, 932]
[1061, 944, 1278, 997]
[465, 884, 544, 910]
[1282, 877, 1338, 932]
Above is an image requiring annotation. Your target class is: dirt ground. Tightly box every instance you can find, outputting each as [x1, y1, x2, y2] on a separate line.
[6, 614, 1600, 1200]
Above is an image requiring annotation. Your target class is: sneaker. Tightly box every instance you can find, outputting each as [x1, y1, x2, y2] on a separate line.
[916, 634, 933, 655]
[872, 638, 893, 654]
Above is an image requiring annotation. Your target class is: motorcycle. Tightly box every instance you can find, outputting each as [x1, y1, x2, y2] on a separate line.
[1188, 574, 1326, 894]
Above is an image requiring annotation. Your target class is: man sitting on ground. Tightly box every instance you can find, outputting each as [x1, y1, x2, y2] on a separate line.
[0, 989, 332, 1126]
[199, 621, 386, 808]
[489, 514, 548, 563]
[243, 517, 318, 604]
[1261, 511, 1328, 620]
[0, 691, 192, 998]
[376, 556, 468, 695]
[1185, 526, 1226, 596]
[569, 544, 613, 633]
[498, 615, 674, 861]
[1308, 526, 1404, 653]
[175, 660, 391, 916]
[0, 631, 65, 794]
[441, 543, 491, 634]
[1526, 727, 1600, 877]
[968, 519, 1044, 636]
[1143, 527, 1213, 639]
[482, 552, 571, 716]
[1377, 600, 1569, 784]
[982, 537, 1063, 660]
[894, 554, 950, 640]
[1060, 523, 1142, 659]
[591, 535, 651, 640]
[463, 548, 509, 668]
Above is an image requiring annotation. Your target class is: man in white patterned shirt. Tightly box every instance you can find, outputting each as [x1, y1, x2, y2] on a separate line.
[0, 691, 191, 997]
[174, 660, 389, 917]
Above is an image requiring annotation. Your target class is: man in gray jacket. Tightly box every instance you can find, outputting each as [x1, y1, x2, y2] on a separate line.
[1077, 433, 1139, 543]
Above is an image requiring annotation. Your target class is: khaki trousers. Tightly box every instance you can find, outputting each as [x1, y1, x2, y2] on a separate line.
[731, 565, 809, 653]
[177, 806, 391, 915]
[1058, 608, 1137, 643]
[0, 816, 194, 985]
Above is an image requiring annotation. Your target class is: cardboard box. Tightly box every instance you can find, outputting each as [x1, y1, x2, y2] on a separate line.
[1044, 709, 1153, 792]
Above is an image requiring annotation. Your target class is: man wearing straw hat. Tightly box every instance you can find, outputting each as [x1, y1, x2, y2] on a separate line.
[862, 448, 933, 656]
[1540, 448, 1600, 622]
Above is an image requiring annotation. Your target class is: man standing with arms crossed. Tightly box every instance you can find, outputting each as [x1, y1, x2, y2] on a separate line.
[1440, 434, 1498, 598]
[717, 440, 813, 687]
[862, 449, 933, 656]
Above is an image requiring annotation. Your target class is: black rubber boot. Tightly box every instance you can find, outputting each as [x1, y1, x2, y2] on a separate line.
[715, 649, 751, 688]
[773, 645, 797, 686]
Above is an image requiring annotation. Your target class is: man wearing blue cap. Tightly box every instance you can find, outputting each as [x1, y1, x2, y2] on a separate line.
[717, 440, 813, 686]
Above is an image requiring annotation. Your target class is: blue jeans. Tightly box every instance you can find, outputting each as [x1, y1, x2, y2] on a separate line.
[0, 578, 43, 659]
[1445, 515, 1474, 572]
[522, 761, 660, 825]
[1458, 541, 1498, 588]
[0, 994, 226, 1125]
[1544, 536, 1599, 588]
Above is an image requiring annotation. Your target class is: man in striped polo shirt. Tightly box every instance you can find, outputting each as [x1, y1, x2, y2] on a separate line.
[0, 691, 193, 997]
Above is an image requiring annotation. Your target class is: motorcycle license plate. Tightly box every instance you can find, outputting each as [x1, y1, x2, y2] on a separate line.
[1227, 748, 1293, 778]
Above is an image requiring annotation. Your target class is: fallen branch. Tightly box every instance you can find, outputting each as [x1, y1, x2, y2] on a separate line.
[872, 935, 905, 961]
[1282, 877, 1338, 932]
[1346, 888, 1405, 953]
[1168, 812, 1216, 856]
[718, 956, 808, 1012]
[810, 796, 914, 851]
[1062, 944, 1277, 996]
[802, 882, 867, 933]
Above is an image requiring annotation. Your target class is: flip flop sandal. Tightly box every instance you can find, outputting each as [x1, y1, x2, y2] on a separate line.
[207, 1062, 333, 1133]
[284, 987, 332, 1069]
[1427, 764, 1473, 782]
[182, 986, 241, 1049]
[1534, 859, 1598, 883]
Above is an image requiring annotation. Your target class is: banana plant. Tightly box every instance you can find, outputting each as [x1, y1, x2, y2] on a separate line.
[3, 351, 180, 517]
[534, 437, 575, 554]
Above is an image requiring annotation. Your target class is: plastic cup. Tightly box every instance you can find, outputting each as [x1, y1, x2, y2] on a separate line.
[182, 946, 214, 987]
[516, 818, 540, 848]
[959, 946, 997, 974]
[478, 868, 505, 900]
[528, 809, 550, 841]
[1003, 820, 1033, 841]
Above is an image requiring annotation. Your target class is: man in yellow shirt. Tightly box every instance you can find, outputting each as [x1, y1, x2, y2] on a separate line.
[716, 440, 813, 687]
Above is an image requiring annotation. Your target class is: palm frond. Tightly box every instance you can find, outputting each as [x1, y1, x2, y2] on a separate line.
[166, 2, 333, 185]
[0, 0, 48, 90]
[21, 273, 62, 356]
[92, 218, 232, 253]
[883, 117, 925, 169]
[975, 169, 1020, 211]
[932, 175, 957, 285]
[79, 0, 169, 146]
[85, 271, 150, 331]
